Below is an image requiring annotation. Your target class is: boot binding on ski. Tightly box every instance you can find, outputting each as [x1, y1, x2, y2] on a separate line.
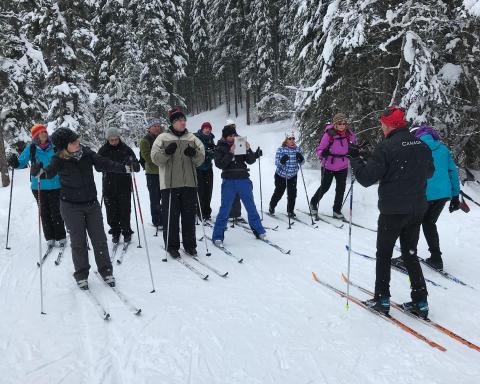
[402, 300, 429, 319]
[364, 297, 390, 315]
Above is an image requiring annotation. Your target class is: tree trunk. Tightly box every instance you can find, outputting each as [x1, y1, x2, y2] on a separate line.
[224, 73, 231, 115]
[246, 89, 251, 126]
[0, 126, 11, 187]
[233, 67, 238, 117]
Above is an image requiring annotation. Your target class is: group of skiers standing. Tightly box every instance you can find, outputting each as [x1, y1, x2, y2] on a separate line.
[6, 106, 462, 319]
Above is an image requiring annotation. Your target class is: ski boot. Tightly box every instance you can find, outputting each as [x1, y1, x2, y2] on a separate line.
[213, 240, 223, 247]
[123, 232, 132, 243]
[402, 300, 429, 319]
[309, 202, 318, 216]
[77, 279, 89, 290]
[112, 234, 120, 244]
[287, 211, 296, 219]
[168, 249, 180, 259]
[184, 248, 197, 256]
[333, 211, 345, 220]
[268, 205, 275, 215]
[425, 257, 443, 271]
[391, 257, 405, 269]
[364, 296, 390, 315]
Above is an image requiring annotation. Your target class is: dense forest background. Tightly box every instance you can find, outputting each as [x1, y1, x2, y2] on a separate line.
[1, 0, 480, 185]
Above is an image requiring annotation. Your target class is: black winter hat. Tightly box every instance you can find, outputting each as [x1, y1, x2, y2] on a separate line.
[51, 128, 79, 150]
[168, 108, 186, 124]
[222, 125, 237, 138]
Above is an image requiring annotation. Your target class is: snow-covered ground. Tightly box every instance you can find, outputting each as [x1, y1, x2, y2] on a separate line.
[1, 106, 479, 384]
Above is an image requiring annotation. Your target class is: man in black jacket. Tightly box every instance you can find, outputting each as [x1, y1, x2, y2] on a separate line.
[31, 128, 129, 290]
[211, 125, 266, 245]
[350, 106, 434, 318]
[98, 127, 140, 244]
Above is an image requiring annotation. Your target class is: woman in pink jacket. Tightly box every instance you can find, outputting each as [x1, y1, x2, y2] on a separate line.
[310, 113, 356, 219]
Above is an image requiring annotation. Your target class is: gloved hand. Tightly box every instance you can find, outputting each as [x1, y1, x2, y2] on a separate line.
[449, 196, 460, 213]
[165, 142, 177, 155]
[184, 146, 197, 158]
[127, 156, 140, 172]
[347, 144, 360, 159]
[255, 147, 263, 158]
[125, 165, 133, 173]
[30, 162, 44, 177]
[321, 148, 330, 158]
[296, 152, 304, 163]
[7, 153, 19, 168]
[280, 154, 289, 165]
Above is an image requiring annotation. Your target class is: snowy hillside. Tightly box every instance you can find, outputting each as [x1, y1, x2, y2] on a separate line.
[1, 107, 480, 384]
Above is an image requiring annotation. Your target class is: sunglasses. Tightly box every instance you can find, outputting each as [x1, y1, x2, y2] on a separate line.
[382, 106, 405, 117]
[287, 137, 295, 140]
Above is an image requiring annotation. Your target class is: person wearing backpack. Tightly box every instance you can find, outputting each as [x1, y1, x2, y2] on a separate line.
[310, 113, 356, 220]
[139, 119, 163, 229]
[7, 124, 67, 247]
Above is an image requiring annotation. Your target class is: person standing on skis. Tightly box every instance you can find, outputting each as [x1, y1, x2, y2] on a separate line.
[97, 127, 140, 244]
[310, 113, 357, 220]
[194, 121, 216, 221]
[212, 124, 266, 246]
[7, 124, 67, 248]
[268, 130, 304, 218]
[30, 128, 129, 290]
[150, 108, 205, 258]
[350, 106, 434, 318]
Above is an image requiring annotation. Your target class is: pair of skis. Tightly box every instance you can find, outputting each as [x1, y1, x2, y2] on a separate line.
[111, 241, 132, 265]
[392, 245, 474, 288]
[313, 272, 480, 352]
[37, 243, 66, 267]
[296, 210, 344, 229]
[199, 235, 244, 263]
[82, 272, 142, 320]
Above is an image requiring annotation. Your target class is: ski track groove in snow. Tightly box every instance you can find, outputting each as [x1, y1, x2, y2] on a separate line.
[1, 106, 480, 383]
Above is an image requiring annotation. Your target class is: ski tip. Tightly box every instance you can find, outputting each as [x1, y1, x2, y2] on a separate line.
[312, 271, 319, 281]
[341, 273, 348, 283]
[222, 272, 229, 277]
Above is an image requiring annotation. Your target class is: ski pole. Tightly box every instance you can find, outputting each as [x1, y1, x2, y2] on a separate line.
[345, 170, 355, 310]
[299, 164, 315, 225]
[341, 184, 352, 210]
[460, 190, 480, 207]
[131, 169, 156, 293]
[190, 156, 211, 256]
[36, 176, 46, 314]
[162, 158, 174, 262]
[130, 170, 142, 248]
[257, 147, 264, 220]
[5, 168, 14, 250]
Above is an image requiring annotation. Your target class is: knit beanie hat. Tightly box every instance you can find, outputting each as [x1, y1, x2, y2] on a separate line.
[105, 127, 121, 140]
[222, 125, 237, 138]
[410, 125, 441, 141]
[333, 113, 347, 125]
[225, 119, 235, 127]
[201, 122, 212, 130]
[285, 129, 296, 139]
[31, 124, 47, 139]
[146, 118, 162, 130]
[380, 106, 407, 129]
[168, 108, 186, 124]
[51, 128, 79, 151]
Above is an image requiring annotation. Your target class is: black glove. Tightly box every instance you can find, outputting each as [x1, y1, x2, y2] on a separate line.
[184, 146, 197, 158]
[7, 153, 19, 168]
[347, 144, 360, 159]
[280, 154, 289, 165]
[321, 148, 330, 158]
[255, 147, 263, 158]
[126, 156, 141, 172]
[30, 162, 44, 177]
[296, 152, 304, 163]
[449, 196, 460, 213]
[165, 142, 177, 155]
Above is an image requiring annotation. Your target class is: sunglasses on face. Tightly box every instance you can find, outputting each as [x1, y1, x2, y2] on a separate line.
[287, 137, 295, 140]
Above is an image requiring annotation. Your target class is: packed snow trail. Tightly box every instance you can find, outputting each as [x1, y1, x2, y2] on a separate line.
[1, 106, 480, 384]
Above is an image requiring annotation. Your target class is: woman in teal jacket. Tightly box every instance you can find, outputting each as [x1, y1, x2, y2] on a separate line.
[412, 126, 460, 270]
[8, 124, 66, 246]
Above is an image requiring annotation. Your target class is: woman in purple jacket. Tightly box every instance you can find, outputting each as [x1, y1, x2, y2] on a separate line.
[309, 113, 356, 219]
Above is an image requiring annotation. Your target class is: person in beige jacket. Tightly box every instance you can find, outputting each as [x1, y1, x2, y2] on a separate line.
[151, 108, 205, 258]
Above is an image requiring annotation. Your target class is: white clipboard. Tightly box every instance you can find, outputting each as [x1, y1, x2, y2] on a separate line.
[234, 136, 247, 155]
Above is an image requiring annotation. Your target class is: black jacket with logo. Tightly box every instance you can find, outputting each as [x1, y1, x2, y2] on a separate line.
[351, 127, 434, 214]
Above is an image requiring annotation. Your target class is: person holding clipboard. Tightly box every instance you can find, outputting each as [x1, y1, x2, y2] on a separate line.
[212, 125, 266, 246]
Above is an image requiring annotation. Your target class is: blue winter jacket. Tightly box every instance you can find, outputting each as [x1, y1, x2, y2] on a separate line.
[17, 141, 61, 190]
[275, 145, 304, 179]
[420, 134, 460, 201]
